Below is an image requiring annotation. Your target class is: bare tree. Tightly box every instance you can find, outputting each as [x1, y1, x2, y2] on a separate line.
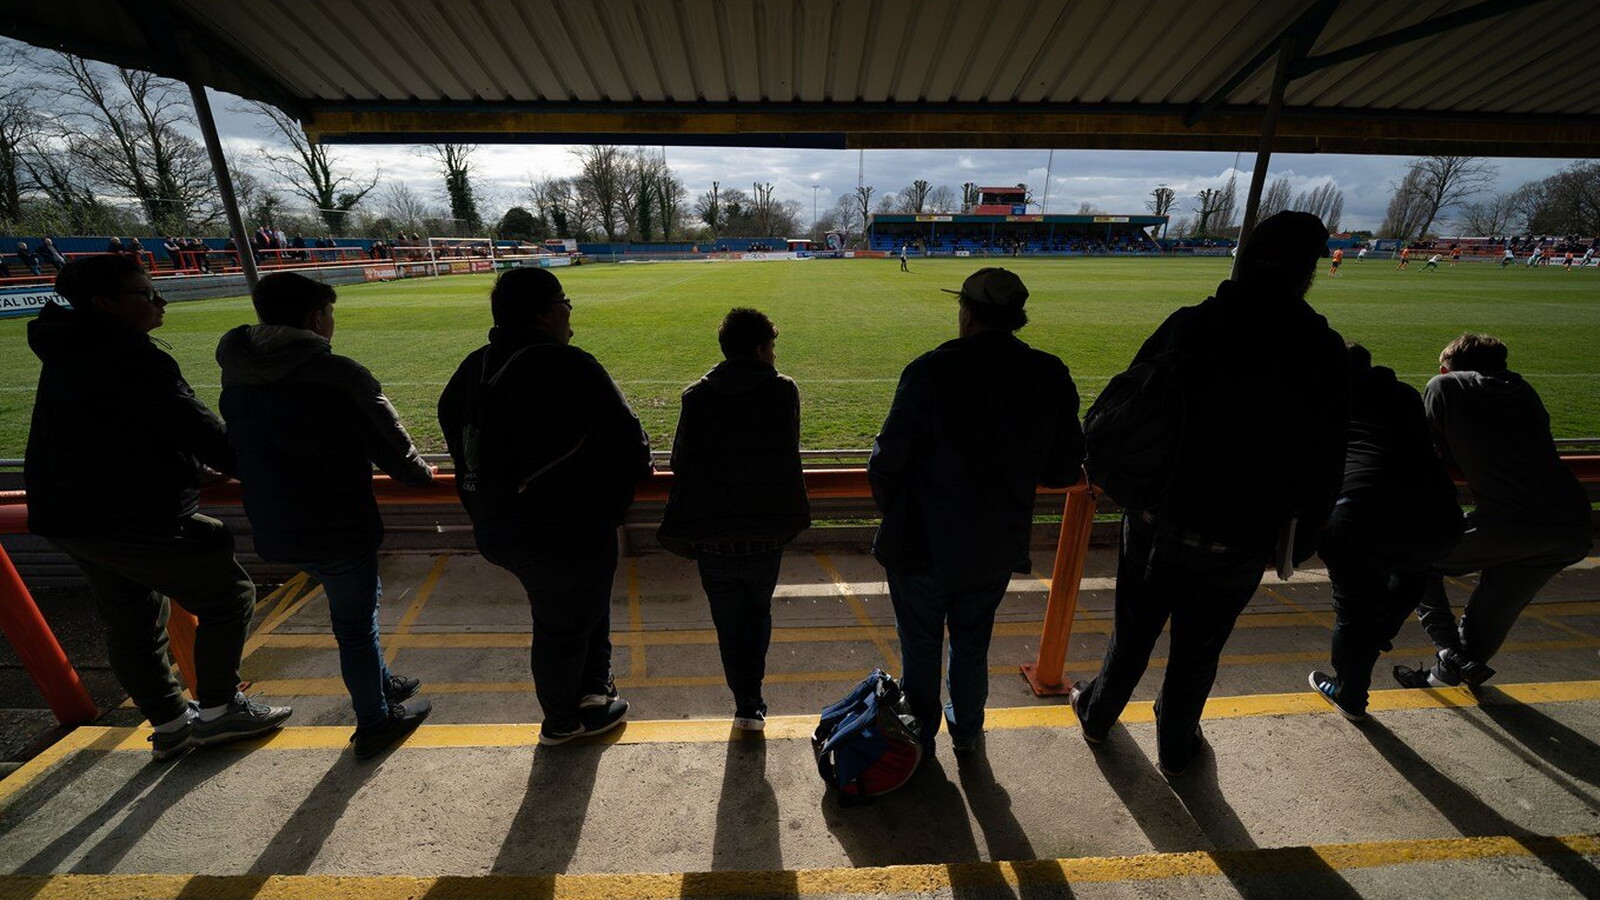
[426, 143, 480, 234]
[751, 181, 781, 235]
[1513, 160, 1600, 236]
[853, 185, 875, 232]
[1380, 167, 1431, 239]
[1260, 177, 1292, 218]
[571, 145, 629, 240]
[1398, 156, 1498, 241]
[43, 53, 218, 233]
[876, 192, 900, 214]
[900, 179, 932, 214]
[0, 43, 41, 225]
[695, 181, 722, 236]
[1146, 184, 1177, 238]
[926, 185, 959, 213]
[244, 101, 377, 235]
[1294, 181, 1345, 232]
[1193, 187, 1230, 236]
[379, 181, 431, 233]
[1455, 191, 1520, 236]
[1214, 172, 1238, 233]
[961, 182, 979, 212]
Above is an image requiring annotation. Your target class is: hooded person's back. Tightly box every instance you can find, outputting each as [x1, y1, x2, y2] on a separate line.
[216, 324, 429, 561]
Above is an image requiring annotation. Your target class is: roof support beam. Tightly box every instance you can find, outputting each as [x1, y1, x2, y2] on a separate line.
[1235, 33, 1297, 276]
[1294, 0, 1554, 77]
[1184, 0, 1339, 128]
[188, 79, 260, 290]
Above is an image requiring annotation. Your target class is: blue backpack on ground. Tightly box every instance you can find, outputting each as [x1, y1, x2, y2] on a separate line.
[812, 669, 923, 802]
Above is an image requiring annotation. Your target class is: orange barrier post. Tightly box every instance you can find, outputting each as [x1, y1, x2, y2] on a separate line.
[0, 540, 99, 725]
[166, 601, 200, 697]
[1021, 483, 1097, 697]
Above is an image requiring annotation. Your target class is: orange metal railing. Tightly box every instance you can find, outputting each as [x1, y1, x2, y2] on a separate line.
[4, 456, 1598, 723]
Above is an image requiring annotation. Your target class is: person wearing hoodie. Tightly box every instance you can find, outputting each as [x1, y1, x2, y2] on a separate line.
[870, 267, 1086, 756]
[1070, 211, 1348, 777]
[217, 272, 434, 759]
[1308, 343, 1463, 721]
[1394, 333, 1592, 689]
[438, 267, 651, 747]
[25, 254, 293, 759]
[657, 308, 810, 730]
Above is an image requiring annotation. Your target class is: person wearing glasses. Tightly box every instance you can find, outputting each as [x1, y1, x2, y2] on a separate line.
[24, 254, 293, 759]
[438, 267, 651, 746]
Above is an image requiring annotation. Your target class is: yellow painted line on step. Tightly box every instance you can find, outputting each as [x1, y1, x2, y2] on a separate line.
[813, 552, 900, 670]
[0, 727, 131, 811]
[627, 558, 646, 679]
[241, 585, 324, 661]
[253, 571, 307, 613]
[1260, 585, 1334, 629]
[385, 555, 450, 667]
[3, 833, 1598, 899]
[54, 679, 1600, 755]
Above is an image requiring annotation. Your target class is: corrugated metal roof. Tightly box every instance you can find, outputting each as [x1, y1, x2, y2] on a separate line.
[3, 0, 1596, 154]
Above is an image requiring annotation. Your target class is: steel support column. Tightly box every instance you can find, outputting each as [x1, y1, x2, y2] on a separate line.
[188, 81, 260, 289]
[1232, 35, 1297, 278]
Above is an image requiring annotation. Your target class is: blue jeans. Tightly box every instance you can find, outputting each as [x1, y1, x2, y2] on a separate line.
[299, 553, 390, 727]
[886, 567, 1012, 747]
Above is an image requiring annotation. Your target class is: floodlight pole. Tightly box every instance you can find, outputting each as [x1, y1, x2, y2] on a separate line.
[188, 81, 260, 289]
[1232, 34, 1296, 280]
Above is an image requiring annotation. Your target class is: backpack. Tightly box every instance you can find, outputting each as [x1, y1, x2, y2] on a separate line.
[812, 669, 923, 802]
[457, 344, 585, 522]
[1083, 307, 1214, 512]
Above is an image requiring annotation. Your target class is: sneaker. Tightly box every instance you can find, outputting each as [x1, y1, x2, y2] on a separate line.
[1068, 682, 1105, 746]
[191, 695, 293, 747]
[951, 731, 983, 755]
[1157, 726, 1206, 778]
[1308, 671, 1367, 722]
[1395, 649, 1477, 689]
[148, 701, 199, 760]
[385, 674, 421, 705]
[539, 698, 629, 746]
[1442, 649, 1496, 687]
[579, 676, 620, 710]
[733, 704, 767, 732]
[352, 698, 432, 760]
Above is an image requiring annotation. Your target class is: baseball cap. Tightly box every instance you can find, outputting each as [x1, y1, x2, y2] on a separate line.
[939, 267, 1028, 308]
[1237, 211, 1331, 272]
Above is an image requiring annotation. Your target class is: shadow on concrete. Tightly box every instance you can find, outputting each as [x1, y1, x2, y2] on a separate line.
[245, 750, 380, 875]
[1089, 729, 1209, 853]
[954, 744, 1069, 900]
[1169, 741, 1366, 900]
[488, 743, 603, 880]
[822, 756, 981, 867]
[1475, 687, 1600, 789]
[679, 733, 799, 896]
[1360, 720, 1600, 896]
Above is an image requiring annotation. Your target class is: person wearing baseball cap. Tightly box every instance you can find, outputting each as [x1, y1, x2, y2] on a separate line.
[869, 267, 1085, 756]
[1071, 210, 1349, 777]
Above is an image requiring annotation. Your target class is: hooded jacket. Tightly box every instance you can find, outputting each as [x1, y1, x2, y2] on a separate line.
[437, 325, 652, 534]
[24, 302, 234, 536]
[1424, 369, 1589, 529]
[216, 324, 432, 562]
[869, 329, 1085, 579]
[1131, 279, 1348, 560]
[657, 357, 810, 556]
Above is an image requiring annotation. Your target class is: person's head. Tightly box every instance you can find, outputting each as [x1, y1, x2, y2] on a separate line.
[54, 254, 165, 332]
[108, 237, 122, 246]
[943, 267, 1028, 335]
[718, 307, 778, 364]
[16, 241, 27, 251]
[1439, 333, 1508, 374]
[490, 266, 571, 343]
[1233, 210, 1330, 297]
[253, 271, 337, 339]
[1346, 341, 1372, 378]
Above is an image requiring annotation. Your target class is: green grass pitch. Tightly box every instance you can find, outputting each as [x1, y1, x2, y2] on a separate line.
[2, 256, 1597, 459]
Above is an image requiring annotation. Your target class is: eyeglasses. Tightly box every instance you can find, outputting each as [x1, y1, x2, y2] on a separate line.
[120, 290, 165, 303]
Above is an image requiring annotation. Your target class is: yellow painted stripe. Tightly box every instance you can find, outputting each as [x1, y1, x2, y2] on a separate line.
[49, 679, 1600, 753]
[253, 571, 307, 613]
[813, 552, 900, 670]
[626, 558, 646, 678]
[385, 555, 449, 666]
[0, 728, 125, 811]
[1, 833, 1596, 899]
[1260, 585, 1334, 630]
[241, 585, 323, 660]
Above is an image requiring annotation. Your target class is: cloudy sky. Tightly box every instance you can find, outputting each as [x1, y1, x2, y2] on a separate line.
[206, 88, 1571, 234]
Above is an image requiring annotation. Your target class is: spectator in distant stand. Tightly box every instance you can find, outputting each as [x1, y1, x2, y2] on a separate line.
[163, 237, 183, 271]
[40, 238, 67, 271]
[0, 256, 10, 278]
[291, 234, 307, 261]
[657, 308, 810, 731]
[17, 240, 41, 275]
[106, 236, 123, 255]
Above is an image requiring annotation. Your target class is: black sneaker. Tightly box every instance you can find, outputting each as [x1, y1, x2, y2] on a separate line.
[1158, 726, 1206, 778]
[352, 698, 432, 760]
[148, 701, 199, 760]
[733, 703, 767, 732]
[1308, 670, 1367, 722]
[385, 673, 421, 705]
[579, 676, 620, 710]
[539, 698, 629, 746]
[1068, 682, 1104, 746]
[191, 695, 293, 747]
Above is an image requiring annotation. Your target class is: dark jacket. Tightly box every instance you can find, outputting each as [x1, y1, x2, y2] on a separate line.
[217, 324, 432, 562]
[657, 357, 810, 556]
[1336, 364, 1462, 536]
[1425, 369, 1590, 529]
[869, 329, 1085, 579]
[438, 325, 652, 534]
[24, 302, 235, 536]
[1136, 279, 1348, 560]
